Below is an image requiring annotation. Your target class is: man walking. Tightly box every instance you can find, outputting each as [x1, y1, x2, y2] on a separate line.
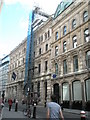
[46, 94, 64, 120]
[8, 98, 12, 111]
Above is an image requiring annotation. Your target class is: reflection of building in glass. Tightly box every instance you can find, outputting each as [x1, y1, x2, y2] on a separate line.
[0, 55, 9, 99]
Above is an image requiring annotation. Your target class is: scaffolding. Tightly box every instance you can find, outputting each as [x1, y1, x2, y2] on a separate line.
[24, 7, 49, 95]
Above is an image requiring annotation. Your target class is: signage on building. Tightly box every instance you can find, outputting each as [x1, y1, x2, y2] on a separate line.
[53, 74, 56, 78]
[54, 0, 73, 18]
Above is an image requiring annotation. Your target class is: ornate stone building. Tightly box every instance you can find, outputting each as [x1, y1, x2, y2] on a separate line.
[7, 39, 27, 101]
[32, 17, 52, 104]
[6, 0, 90, 110]
[50, 1, 90, 110]
[32, 0, 90, 110]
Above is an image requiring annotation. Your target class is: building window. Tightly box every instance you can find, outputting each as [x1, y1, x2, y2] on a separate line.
[36, 40, 37, 45]
[23, 58, 24, 63]
[46, 44, 48, 51]
[63, 41, 67, 52]
[45, 33, 47, 40]
[45, 61, 48, 72]
[38, 64, 41, 74]
[55, 46, 58, 56]
[41, 35, 43, 42]
[63, 26, 67, 35]
[39, 48, 41, 55]
[83, 11, 88, 22]
[72, 19, 76, 29]
[73, 55, 78, 72]
[63, 59, 67, 74]
[24, 48, 26, 53]
[85, 78, 90, 101]
[48, 30, 50, 38]
[73, 81, 82, 100]
[55, 63, 58, 75]
[34, 52, 35, 57]
[73, 35, 77, 48]
[39, 37, 40, 44]
[86, 51, 90, 68]
[62, 83, 69, 101]
[37, 81, 40, 97]
[84, 28, 89, 42]
[55, 32, 58, 40]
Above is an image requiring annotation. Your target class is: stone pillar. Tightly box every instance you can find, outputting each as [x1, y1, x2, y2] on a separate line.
[69, 83, 72, 108]
[59, 83, 62, 103]
[81, 82, 85, 110]
[67, 55, 71, 73]
[47, 79, 51, 102]
[40, 80, 44, 105]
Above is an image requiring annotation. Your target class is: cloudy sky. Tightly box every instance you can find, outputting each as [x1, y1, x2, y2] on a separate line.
[0, 0, 61, 59]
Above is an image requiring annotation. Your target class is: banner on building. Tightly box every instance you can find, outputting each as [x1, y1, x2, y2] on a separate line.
[12, 72, 16, 80]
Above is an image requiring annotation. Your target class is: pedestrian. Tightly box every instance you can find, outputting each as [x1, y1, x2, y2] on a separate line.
[8, 98, 13, 111]
[46, 94, 64, 120]
[15, 99, 18, 112]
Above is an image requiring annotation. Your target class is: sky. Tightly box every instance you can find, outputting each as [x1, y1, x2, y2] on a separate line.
[0, 0, 61, 59]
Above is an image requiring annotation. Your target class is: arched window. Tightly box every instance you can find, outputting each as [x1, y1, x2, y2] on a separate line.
[63, 59, 67, 74]
[72, 35, 77, 48]
[46, 44, 48, 51]
[86, 51, 90, 68]
[55, 63, 58, 75]
[84, 28, 89, 42]
[83, 11, 88, 22]
[72, 81, 82, 100]
[62, 82, 69, 101]
[72, 19, 76, 29]
[63, 41, 67, 52]
[85, 78, 90, 101]
[55, 46, 58, 56]
[63, 26, 67, 35]
[55, 32, 58, 40]
[39, 48, 41, 55]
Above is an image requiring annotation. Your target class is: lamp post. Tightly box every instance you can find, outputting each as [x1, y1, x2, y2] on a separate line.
[27, 87, 30, 107]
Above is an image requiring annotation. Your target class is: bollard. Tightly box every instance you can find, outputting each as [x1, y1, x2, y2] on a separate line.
[80, 110, 86, 120]
[33, 103, 36, 118]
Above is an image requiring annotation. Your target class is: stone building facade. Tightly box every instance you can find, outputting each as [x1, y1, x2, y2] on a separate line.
[32, 1, 90, 110]
[7, 39, 27, 101]
[32, 17, 53, 104]
[6, 0, 90, 110]
[50, 1, 90, 110]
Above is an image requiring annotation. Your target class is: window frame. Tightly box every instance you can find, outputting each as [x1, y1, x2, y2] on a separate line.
[55, 63, 58, 75]
[83, 11, 88, 22]
[63, 41, 67, 52]
[55, 46, 58, 56]
[84, 28, 89, 42]
[72, 35, 77, 48]
[73, 55, 78, 72]
[63, 59, 67, 74]
[63, 26, 67, 35]
[72, 19, 76, 29]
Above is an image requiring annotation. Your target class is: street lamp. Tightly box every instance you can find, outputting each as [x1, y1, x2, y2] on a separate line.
[27, 87, 30, 106]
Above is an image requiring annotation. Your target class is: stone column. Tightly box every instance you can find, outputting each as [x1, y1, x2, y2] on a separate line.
[40, 80, 44, 105]
[81, 82, 85, 109]
[47, 79, 51, 102]
[59, 83, 62, 103]
[69, 83, 72, 108]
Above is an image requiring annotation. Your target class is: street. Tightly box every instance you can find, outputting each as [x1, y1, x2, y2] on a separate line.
[0, 102, 90, 120]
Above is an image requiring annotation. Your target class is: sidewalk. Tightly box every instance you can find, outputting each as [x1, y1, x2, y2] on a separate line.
[37, 104, 90, 118]
[63, 108, 90, 117]
[1, 107, 27, 119]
